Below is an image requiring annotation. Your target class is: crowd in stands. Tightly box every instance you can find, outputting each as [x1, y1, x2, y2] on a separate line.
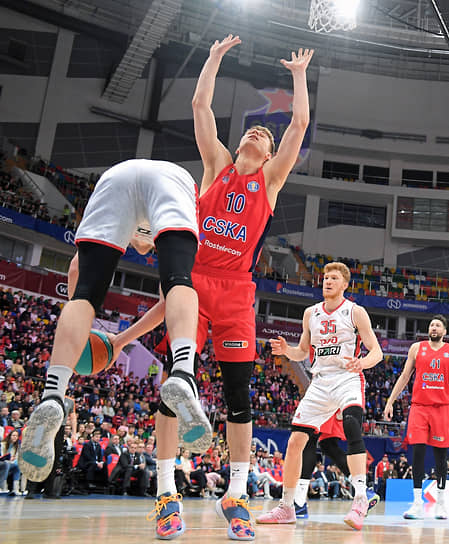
[0, 166, 76, 230]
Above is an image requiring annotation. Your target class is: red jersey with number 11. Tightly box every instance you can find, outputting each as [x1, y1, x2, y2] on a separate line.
[195, 164, 273, 273]
[412, 341, 449, 405]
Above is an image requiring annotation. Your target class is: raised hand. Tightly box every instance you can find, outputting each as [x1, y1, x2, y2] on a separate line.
[269, 336, 289, 356]
[280, 48, 314, 73]
[210, 34, 241, 58]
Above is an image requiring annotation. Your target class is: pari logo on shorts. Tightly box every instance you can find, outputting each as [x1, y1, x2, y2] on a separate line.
[223, 340, 249, 349]
[247, 181, 260, 192]
[432, 435, 444, 442]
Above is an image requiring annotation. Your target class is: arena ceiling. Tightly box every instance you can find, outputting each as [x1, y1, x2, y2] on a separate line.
[5, 0, 449, 80]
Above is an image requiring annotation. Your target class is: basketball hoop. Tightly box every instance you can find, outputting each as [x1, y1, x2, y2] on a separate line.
[308, 0, 359, 33]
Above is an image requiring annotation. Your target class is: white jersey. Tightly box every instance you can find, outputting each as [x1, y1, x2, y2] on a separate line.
[309, 298, 360, 376]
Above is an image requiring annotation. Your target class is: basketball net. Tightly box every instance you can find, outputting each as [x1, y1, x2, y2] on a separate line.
[308, 0, 359, 33]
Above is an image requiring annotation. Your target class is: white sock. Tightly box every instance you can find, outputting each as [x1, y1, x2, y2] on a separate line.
[413, 488, 423, 503]
[295, 478, 310, 507]
[352, 474, 367, 498]
[228, 462, 249, 497]
[42, 365, 72, 401]
[282, 487, 296, 507]
[157, 458, 177, 496]
[170, 338, 196, 375]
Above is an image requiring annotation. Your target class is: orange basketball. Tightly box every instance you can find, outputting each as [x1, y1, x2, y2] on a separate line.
[75, 330, 114, 376]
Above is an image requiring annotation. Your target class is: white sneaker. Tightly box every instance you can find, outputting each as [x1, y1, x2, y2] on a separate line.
[18, 398, 64, 482]
[403, 501, 424, 519]
[435, 501, 448, 520]
[160, 370, 212, 454]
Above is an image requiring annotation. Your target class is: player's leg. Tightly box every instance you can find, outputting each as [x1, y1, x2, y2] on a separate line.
[257, 428, 311, 524]
[19, 241, 121, 482]
[403, 443, 426, 519]
[156, 231, 212, 456]
[433, 446, 448, 519]
[320, 436, 379, 512]
[294, 432, 319, 518]
[215, 360, 256, 541]
[341, 405, 369, 530]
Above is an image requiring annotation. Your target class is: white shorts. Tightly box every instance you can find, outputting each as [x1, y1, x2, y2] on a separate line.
[292, 372, 365, 431]
[75, 159, 198, 252]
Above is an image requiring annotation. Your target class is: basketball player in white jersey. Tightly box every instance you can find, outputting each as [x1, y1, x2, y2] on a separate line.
[18, 159, 212, 492]
[256, 262, 382, 531]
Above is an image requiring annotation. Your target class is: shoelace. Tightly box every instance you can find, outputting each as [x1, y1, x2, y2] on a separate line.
[224, 496, 262, 518]
[146, 493, 183, 522]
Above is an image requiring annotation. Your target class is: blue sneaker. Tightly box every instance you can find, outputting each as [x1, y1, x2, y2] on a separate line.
[366, 489, 380, 514]
[294, 501, 308, 519]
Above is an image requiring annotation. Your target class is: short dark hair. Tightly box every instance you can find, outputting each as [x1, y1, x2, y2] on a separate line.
[431, 314, 447, 329]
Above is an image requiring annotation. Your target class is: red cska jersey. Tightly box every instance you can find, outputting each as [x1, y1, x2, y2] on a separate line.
[412, 341, 449, 405]
[195, 164, 273, 273]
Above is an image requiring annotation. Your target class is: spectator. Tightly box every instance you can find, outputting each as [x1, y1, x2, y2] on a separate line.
[77, 429, 107, 490]
[0, 429, 21, 495]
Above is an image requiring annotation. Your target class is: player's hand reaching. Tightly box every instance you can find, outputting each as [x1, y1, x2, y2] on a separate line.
[344, 356, 363, 373]
[383, 402, 393, 421]
[280, 48, 314, 73]
[210, 34, 241, 59]
[269, 336, 289, 356]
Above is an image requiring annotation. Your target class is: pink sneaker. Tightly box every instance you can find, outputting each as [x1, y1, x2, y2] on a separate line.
[344, 496, 368, 531]
[256, 502, 296, 524]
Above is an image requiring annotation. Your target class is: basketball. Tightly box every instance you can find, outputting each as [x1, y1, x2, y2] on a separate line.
[75, 330, 114, 376]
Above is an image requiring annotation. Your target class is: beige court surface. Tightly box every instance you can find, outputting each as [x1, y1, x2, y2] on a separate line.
[1, 495, 448, 544]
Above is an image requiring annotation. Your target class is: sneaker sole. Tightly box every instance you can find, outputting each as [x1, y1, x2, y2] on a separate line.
[156, 521, 186, 540]
[18, 400, 63, 482]
[403, 514, 423, 520]
[255, 518, 296, 524]
[343, 518, 363, 531]
[160, 377, 212, 454]
[216, 498, 255, 540]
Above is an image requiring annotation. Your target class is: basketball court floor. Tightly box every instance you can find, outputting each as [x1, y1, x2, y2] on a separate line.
[1, 495, 448, 544]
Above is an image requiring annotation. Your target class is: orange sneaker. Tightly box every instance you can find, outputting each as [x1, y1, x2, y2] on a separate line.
[148, 492, 185, 540]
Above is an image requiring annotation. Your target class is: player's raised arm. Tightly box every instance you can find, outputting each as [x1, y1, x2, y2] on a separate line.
[270, 307, 312, 361]
[263, 48, 314, 193]
[384, 342, 418, 420]
[346, 305, 383, 372]
[192, 35, 240, 190]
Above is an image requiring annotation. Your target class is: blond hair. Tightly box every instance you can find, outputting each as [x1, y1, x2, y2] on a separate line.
[323, 262, 351, 283]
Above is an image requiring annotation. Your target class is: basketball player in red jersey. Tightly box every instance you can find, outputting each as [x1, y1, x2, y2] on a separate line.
[385, 315, 449, 520]
[182, 35, 313, 541]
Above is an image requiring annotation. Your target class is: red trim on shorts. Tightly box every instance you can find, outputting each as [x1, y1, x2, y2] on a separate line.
[359, 372, 366, 406]
[75, 238, 125, 254]
[322, 299, 346, 316]
[153, 227, 199, 243]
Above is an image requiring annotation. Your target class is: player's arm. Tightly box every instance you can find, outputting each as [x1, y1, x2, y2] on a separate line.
[345, 305, 383, 372]
[264, 48, 314, 198]
[108, 289, 166, 361]
[270, 307, 312, 361]
[384, 343, 418, 420]
[192, 35, 238, 193]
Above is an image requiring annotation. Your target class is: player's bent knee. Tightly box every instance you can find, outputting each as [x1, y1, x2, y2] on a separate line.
[343, 406, 365, 455]
[288, 429, 311, 448]
[219, 361, 253, 423]
[155, 231, 197, 297]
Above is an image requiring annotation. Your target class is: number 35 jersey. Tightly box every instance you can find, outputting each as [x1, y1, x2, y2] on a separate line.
[309, 298, 361, 376]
